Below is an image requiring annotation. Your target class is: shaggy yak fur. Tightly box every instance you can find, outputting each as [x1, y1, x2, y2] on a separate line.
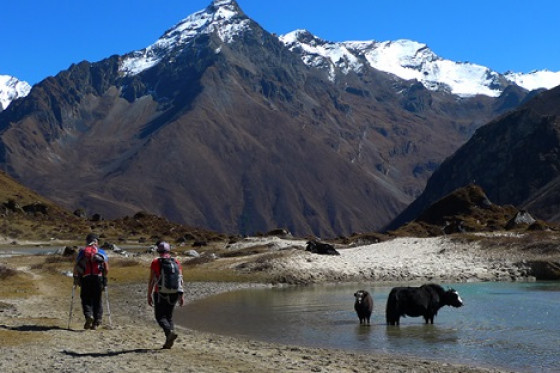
[385, 283, 463, 325]
[354, 290, 374, 324]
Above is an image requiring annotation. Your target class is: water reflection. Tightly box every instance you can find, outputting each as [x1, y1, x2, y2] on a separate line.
[385, 325, 459, 345]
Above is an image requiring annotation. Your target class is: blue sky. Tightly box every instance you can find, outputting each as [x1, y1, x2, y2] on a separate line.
[2, 0, 559, 85]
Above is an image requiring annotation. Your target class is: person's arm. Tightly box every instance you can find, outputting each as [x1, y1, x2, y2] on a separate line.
[147, 268, 155, 306]
[72, 261, 79, 277]
[97, 249, 109, 288]
[102, 261, 109, 288]
[178, 261, 185, 306]
[72, 250, 82, 286]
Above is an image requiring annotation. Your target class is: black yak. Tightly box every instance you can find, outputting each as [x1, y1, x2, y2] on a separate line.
[306, 241, 340, 255]
[386, 283, 463, 325]
[354, 290, 374, 325]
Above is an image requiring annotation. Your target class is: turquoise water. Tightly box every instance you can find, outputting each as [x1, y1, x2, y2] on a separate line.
[177, 282, 560, 372]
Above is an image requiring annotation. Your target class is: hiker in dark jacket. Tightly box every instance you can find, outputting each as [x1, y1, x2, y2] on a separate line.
[73, 233, 109, 330]
[147, 241, 185, 349]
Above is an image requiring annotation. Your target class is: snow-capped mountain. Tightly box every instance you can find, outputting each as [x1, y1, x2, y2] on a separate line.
[4, 0, 559, 105]
[3, 0, 560, 237]
[504, 70, 560, 91]
[280, 29, 560, 98]
[0, 75, 31, 110]
[120, 0, 560, 99]
[120, 0, 250, 76]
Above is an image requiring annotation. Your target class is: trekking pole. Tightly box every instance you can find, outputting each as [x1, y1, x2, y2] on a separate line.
[67, 284, 76, 330]
[105, 286, 113, 328]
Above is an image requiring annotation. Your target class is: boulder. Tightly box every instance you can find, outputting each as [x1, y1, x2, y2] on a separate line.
[61, 246, 77, 256]
[73, 208, 86, 218]
[185, 250, 200, 258]
[526, 261, 560, 280]
[506, 210, 536, 229]
[265, 228, 293, 238]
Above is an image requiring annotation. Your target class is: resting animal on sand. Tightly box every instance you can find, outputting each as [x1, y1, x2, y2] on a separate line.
[306, 241, 340, 255]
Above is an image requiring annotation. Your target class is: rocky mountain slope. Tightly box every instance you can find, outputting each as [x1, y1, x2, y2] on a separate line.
[388, 85, 560, 229]
[0, 170, 219, 243]
[387, 184, 550, 237]
[0, 0, 548, 237]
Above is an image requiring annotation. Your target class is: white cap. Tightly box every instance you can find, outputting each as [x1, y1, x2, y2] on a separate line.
[157, 241, 170, 252]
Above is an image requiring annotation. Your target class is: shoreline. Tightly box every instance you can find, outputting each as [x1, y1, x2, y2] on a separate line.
[0, 281, 511, 373]
[176, 279, 557, 373]
[179, 283, 511, 370]
[2, 235, 556, 372]
[1, 279, 512, 373]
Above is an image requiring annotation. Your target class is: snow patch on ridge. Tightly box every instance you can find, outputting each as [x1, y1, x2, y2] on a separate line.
[281, 31, 560, 97]
[120, 0, 250, 76]
[504, 70, 560, 91]
[0, 75, 31, 110]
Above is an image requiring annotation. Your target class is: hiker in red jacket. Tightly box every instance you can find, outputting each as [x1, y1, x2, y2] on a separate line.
[73, 233, 109, 330]
[147, 241, 184, 349]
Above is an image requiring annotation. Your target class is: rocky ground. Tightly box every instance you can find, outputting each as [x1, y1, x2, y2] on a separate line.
[2, 234, 557, 372]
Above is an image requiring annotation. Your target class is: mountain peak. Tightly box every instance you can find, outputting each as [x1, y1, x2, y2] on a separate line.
[281, 32, 560, 97]
[120, 0, 250, 76]
[0, 75, 31, 111]
[280, 34, 508, 97]
[210, 0, 240, 11]
[207, 0, 244, 21]
[281, 29, 320, 44]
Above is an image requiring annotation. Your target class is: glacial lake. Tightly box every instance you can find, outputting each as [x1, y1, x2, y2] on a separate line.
[176, 282, 560, 372]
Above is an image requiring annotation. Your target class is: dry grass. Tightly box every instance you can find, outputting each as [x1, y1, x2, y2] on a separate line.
[337, 232, 389, 245]
[183, 267, 268, 282]
[0, 264, 18, 279]
[180, 248, 289, 283]
[0, 328, 46, 346]
[450, 230, 560, 255]
[235, 251, 288, 272]
[183, 256, 216, 266]
[219, 245, 271, 258]
[0, 271, 39, 299]
[29, 255, 75, 274]
[101, 254, 270, 284]
[110, 257, 142, 268]
[0, 255, 149, 299]
[107, 260, 148, 284]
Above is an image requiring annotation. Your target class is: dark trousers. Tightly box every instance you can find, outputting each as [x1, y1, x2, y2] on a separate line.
[154, 293, 179, 336]
[80, 275, 103, 323]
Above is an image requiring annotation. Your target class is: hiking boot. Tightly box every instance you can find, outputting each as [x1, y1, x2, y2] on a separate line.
[91, 321, 100, 330]
[162, 331, 178, 349]
[84, 317, 94, 330]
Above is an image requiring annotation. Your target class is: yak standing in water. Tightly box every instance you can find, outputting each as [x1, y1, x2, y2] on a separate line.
[354, 290, 374, 325]
[386, 283, 463, 325]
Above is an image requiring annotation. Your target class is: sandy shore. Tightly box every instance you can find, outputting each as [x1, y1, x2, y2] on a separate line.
[230, 235, 534, 283]
[1, 236, 540, 373]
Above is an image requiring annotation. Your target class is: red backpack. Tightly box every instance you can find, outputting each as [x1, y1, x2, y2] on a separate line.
[77, 245, 106, 277]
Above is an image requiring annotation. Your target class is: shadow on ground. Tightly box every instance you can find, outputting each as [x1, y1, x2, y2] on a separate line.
[1, 324, 68, 332]
[62, 348, 155, 357]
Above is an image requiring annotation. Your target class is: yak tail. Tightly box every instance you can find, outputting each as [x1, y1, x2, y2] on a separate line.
[385, 289, 398, 324]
